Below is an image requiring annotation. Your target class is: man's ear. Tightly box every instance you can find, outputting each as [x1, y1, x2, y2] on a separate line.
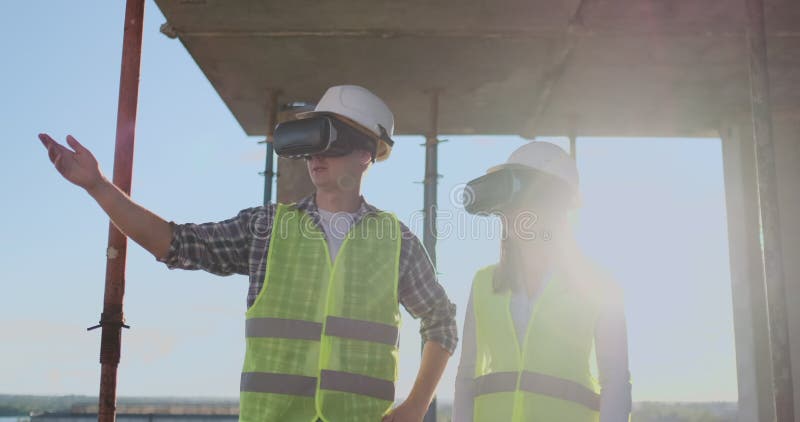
[357, 149, 373, 167]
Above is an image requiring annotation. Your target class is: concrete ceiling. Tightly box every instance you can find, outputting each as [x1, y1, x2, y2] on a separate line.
[153, 0, 800, 137]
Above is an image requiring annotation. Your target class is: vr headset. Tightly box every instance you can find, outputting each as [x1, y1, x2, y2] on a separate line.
[273, 115, 393, 160]
[463, 166, 573, 215]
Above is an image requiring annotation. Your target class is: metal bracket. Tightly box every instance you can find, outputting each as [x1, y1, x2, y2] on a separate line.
[414, 174, 443, 184]
[419, 138, 448, 146]
[87, 312, 130, 331]
[159, 23, 178, 39]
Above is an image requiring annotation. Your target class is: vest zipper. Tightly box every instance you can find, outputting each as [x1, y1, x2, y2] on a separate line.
[314, 213, 360, 422]
[508, 275, 556, 421]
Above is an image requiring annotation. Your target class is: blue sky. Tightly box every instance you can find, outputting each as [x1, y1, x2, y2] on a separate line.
[1, 1, 737, 403]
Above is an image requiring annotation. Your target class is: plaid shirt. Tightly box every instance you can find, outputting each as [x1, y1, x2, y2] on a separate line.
[158, 194, 458, 354]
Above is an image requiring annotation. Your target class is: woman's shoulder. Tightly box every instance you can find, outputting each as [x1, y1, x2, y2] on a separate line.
[563, 256, 625, 308]
[470, 264, 498, 290]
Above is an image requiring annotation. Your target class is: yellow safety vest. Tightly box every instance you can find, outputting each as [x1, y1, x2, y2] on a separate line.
[472, 265, 602, 422]
[240, 204, 402, 422]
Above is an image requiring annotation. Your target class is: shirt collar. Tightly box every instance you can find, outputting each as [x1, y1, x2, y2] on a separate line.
[295, 192, 380, 219]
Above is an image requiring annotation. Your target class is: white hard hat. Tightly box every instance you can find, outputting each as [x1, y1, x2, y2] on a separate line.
[298, 85, 395, 161]
[489, 141, 580, 191]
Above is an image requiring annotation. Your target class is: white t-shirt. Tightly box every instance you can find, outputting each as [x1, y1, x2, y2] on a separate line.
[317, 208, 358, 261]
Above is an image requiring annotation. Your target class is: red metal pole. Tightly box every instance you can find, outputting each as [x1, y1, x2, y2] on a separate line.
[744, 0, 796, 420]
[95, 1, 145, 421]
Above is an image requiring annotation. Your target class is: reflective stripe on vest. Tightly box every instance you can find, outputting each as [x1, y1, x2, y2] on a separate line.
[245, 317, 322, 340]
[319, 370, 395, 401]
[520, 371, 600, 411]
[473, 371, 601, 411]
[241, 372, 317, 397]
[324, 316, 399, 346]
[245, 316, 397, 345]
[473, 371, 517, 395]
[241, 370, 395, 402]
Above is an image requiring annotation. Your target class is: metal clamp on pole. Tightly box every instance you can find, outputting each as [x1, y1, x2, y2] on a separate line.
[87, 311, 131, 331]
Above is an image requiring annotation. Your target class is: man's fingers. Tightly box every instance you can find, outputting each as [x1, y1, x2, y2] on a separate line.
[66, 135, 86, 154]
[44, 140, 77, 173]
[53, 154, 64, 172]
[38, 133, 55, 149]
[40, 134, 71, 155]
[47, 144, 60, 163]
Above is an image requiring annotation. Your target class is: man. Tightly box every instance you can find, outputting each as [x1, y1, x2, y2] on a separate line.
[38, 85, 457, 422]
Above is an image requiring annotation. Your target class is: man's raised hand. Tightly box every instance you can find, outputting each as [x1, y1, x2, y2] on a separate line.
[38, 134, 104, 192]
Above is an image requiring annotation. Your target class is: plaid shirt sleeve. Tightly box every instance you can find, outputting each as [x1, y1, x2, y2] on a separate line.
[157, 205, 274, 277]
[398, 222, 459, 354]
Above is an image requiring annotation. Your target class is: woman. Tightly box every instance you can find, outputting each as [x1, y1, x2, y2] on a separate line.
[453, 141, 632, 422]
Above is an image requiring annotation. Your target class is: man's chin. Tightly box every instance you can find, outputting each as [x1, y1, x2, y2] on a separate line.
[310, 178, 334, 191]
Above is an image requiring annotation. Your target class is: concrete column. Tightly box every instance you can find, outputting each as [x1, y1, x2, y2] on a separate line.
[276, 156, 314, 203]
[770, 115, 800, 422]
[720, 120, 776, 422]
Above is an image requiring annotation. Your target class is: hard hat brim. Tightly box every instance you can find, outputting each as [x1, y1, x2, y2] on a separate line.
[486, 163, 540, 174]
[487, 163, 580, 192]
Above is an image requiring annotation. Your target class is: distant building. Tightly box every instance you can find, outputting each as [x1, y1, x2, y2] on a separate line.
[30, 415, 236, 422]
[30, 403, 239, 422]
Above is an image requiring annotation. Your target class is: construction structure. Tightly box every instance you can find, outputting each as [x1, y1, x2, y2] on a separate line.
[94, 0, 800, 421]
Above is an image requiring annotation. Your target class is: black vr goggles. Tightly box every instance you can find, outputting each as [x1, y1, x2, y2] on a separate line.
[462, 166, 574, 215]
[273, 115, 393, 161]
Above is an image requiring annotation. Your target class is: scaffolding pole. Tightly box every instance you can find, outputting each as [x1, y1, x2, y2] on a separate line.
[422, 90, 441, 422]
[94, 1, 145, 421]
[569, 136, 577, 160]
[260, 90, 279, 205]
[568, 117, 578, 160]
[744, 0, 795, 420]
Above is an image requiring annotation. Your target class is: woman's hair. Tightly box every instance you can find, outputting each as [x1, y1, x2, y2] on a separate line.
[491, 177, 577, 293]
[492, 230, 521, 293]
[492, 227, 592, 294]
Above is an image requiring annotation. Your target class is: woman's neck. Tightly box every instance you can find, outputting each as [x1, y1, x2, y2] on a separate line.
[515, 257, 554, 298]
[510, 234, 566, 298]
[315, 189, 362, 213]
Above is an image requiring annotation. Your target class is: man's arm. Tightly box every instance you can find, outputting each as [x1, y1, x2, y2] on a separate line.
[89, 177, 172, 259]
[39, 133, 171, 259]
[395, 224, 459, 353]
[385, 224, 458, 421]
[383, 341, 451, 422]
